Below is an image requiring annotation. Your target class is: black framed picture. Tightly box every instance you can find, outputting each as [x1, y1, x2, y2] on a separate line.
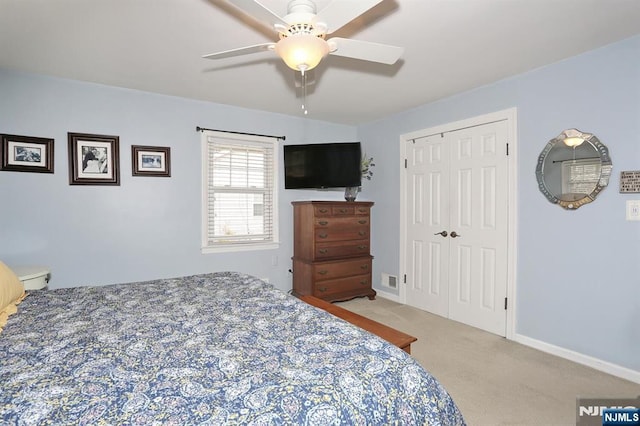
[68, 132, 120, 185]
[0, 134, 54, 173]
[132, 145, 171, 177]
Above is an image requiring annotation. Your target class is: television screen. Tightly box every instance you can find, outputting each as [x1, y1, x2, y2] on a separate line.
[284, 142, 362, 189]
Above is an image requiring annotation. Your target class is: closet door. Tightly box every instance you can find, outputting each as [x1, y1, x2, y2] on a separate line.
[404, 120, 509, 336]
[405, 134, 450, 317]
[447, 121, 509, 336]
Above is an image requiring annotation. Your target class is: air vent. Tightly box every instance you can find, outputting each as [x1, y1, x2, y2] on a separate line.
[381, 273, 397, 289]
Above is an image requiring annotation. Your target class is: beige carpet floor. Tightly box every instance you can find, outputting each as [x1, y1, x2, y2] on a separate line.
[337, 297, 640, 426]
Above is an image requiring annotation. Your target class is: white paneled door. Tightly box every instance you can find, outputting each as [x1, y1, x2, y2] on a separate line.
[404, 120, 509, 336]
[405, 133, 450, 318]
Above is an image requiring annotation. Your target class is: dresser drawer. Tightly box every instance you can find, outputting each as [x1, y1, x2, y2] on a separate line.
[331, 205, 355, 215]
[315, 227, 368, 242]
[314, 205, 361, 216]
[313, 274, 371, 298]
[315, 241, 370, 259]
[313, 258, 371, 281]
[313, 205, 333, 216]
[315, 216, 369, 228]
[355, 205, 370, 215]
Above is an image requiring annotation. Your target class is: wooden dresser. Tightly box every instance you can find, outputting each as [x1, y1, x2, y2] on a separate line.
[292, 201, 376, 302]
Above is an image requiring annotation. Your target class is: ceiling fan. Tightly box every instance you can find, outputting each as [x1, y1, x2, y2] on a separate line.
[203, 0, 404, 75]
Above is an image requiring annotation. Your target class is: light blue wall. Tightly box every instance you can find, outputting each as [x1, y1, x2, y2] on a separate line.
[2, 35, 638, 374]
[0, 69, 356, 291]
[358, 35, 640, 372]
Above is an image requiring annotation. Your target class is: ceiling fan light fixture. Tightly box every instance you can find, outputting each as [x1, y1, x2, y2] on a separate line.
[275, 34, 329, 73]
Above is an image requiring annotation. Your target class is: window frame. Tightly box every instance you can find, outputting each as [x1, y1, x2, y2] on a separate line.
[201, 130, 279, 254]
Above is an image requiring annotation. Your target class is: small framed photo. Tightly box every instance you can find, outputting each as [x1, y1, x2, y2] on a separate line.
[132, 145, 171, 177]
[68, 132, 120, 185]
[1, 134, 54, 173]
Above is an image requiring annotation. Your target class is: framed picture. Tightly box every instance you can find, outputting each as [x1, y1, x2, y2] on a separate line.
[0, 134, 54, 173]
[132, 145, 171, 177]
[68, 132, 120, 185]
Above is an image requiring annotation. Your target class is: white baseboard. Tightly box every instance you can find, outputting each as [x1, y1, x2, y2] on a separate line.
[372, 289, 639, 384]
[514, 333, 640, 385]
[373, 287, 401, 303]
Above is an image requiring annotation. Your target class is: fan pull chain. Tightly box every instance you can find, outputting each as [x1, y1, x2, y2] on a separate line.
[301, 70, 308, 115]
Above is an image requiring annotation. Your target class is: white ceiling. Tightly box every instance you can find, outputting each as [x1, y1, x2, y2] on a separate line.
[1, 0, 639, 125]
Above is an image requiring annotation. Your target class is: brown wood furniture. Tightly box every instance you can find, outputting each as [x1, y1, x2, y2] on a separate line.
[298, 295, 417, 354]
[292, 201, 376, 302]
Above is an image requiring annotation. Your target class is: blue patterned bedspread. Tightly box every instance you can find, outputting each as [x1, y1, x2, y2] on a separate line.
[1, 272, 465, 425]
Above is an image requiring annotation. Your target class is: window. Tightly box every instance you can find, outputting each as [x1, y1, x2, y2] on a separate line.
[201, 130, 278, 253]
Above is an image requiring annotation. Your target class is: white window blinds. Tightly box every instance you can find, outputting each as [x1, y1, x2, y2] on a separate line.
[201, 131, 278, 251]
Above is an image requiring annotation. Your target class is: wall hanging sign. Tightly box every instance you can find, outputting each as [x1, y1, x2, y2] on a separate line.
[0, 134, 54, 173]
[68, 132, 120, 185]
[620, 171, 640, 193]
[131, 145, 171, 177]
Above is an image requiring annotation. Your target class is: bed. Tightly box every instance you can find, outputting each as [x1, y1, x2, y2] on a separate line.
[1, 271, 465, 425]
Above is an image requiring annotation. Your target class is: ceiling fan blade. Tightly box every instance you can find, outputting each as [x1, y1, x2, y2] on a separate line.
[226, 0, 288, 29]
[315, 0, 384, 34]
[327, 37, 403, 64]
[202, 43, 275, 60]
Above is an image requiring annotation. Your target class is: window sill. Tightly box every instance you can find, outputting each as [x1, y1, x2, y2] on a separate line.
[201, 242, 279, 254]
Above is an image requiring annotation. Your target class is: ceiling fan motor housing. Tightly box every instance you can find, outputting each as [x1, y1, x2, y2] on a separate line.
[287, 0, 317, 15]
[279, 0, 328, 38]
[278, 23, 326, 39]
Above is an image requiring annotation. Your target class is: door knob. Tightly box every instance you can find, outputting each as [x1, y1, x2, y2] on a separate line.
[450, 231, 461, 238]
[434, 231, 448, 237]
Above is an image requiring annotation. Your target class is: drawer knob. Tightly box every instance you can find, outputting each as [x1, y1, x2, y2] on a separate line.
[357, 245, 367, 250]
[358, 220, 367, 224]
[360, 280, 368, 285]
[318, 270, 328, 275]
[318, 233, 328, 239]
[339, 208, 347, 213]
[318, 220, 329, 225]
[319, 208, 328, 213]
[319, 249, 329, 254]
[318, 287, 327, 293]
[358, 231, 366, 236]
[360, 264, 369, 270]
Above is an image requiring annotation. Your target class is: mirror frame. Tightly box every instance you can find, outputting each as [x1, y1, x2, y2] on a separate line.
[535, 129, 612, 210]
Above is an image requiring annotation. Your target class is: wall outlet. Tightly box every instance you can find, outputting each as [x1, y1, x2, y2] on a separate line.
[626, 200, 640, 221]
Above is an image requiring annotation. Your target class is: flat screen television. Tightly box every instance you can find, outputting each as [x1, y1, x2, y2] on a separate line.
[284, 142, 362, 189]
